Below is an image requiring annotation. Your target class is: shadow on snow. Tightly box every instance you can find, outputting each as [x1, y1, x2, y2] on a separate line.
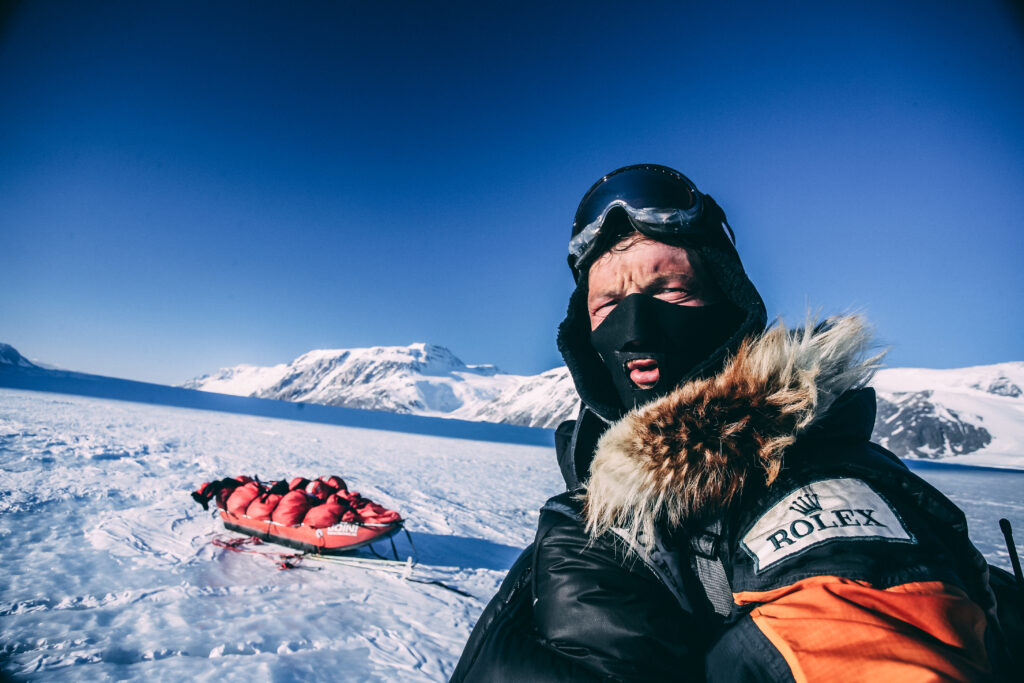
[402, 531, 525, 572]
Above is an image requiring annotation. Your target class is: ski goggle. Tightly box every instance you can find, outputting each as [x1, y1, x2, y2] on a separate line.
[568, 164, 736, 280]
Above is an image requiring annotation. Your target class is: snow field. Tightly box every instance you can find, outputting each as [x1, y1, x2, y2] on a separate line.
[1, 387, 1022, 681]
[0, 389, 563, 681]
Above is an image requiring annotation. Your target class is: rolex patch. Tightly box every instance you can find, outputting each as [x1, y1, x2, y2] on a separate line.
[741, 478, 915, 572]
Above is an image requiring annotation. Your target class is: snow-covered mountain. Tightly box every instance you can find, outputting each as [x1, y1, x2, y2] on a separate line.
[187, 345, 1024, 465]
[184, 343, 580, 429]
[4, 340, 1020, 464]
[460, 367, 579, 428]
[871, 363, 1024, 467]
[0, 342, 37, 369]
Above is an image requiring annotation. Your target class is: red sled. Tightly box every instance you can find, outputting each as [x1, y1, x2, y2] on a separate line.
[192, 474, 405, 556]
[218, 509, 403, 555]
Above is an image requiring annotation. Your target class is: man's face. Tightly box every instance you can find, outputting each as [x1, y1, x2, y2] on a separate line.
[587, 237, 720, 390]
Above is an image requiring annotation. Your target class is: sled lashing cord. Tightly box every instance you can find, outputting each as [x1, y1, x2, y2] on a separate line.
[211, 536, 314, 571]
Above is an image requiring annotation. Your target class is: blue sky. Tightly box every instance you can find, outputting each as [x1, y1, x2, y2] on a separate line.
[2, 1, 1022, 385]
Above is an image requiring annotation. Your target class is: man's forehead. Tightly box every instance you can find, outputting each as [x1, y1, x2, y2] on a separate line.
[588, 240, 700, 287]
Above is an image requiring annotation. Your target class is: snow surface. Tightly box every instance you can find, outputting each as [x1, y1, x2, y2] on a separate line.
[0, 388, 563, 681]
[1, 387, 1022, 681]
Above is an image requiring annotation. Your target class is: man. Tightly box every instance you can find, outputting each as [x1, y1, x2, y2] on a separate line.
[452, 165, 1001, 681]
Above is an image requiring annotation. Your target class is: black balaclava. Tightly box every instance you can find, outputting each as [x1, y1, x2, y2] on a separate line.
[590, 295, 746, 409]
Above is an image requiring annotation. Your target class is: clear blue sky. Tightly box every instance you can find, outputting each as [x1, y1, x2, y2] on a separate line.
[2, 1, 1022, 385]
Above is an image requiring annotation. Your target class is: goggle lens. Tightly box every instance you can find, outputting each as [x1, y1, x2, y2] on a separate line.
[569, 165, 726, 278]
[573, 166, 699, 234]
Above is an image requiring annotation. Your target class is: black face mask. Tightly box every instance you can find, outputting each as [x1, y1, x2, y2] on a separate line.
[590, 294, 745, 410]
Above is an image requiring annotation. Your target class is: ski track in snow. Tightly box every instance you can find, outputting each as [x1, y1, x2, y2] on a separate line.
[1, 387, 1022, 681]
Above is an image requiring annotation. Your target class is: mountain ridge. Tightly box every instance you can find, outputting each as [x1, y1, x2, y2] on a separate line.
[182, 343, 1024, 466]
[0, 343, 38, 369]
[4, 341, 1021, 466]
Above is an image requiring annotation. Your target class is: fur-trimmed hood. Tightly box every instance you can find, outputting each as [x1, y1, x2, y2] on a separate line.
[583, 315, 884, 548]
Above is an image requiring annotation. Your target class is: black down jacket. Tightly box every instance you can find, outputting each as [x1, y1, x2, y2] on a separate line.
[450, 492, 712, 680]
[453, 317, 1002, 681]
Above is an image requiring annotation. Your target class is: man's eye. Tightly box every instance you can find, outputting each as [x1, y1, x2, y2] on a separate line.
[591, 299, 618, 317]
[656, 287, 703, 305]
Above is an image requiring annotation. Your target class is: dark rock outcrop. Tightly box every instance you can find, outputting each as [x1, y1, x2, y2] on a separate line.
[873, 390, 992, 458]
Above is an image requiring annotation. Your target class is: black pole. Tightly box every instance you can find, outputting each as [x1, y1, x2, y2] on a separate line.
[999, 518, 1024, 588]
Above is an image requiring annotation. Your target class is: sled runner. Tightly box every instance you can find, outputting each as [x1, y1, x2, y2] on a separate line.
[192, 474, 404, 556]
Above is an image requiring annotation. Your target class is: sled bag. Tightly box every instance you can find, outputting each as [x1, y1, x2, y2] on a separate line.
[246, 493, 283, 521]
[272, 490, 316, 526]
[226, 482, 263, 517]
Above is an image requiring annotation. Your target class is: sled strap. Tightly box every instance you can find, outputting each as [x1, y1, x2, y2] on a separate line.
[388, 534, 400, 562]
[690, 520, 733, 618]
[1000, 518, 1024, 588]
[403, 526, 420, 561]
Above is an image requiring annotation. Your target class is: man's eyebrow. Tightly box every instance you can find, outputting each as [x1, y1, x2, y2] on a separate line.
[645, 272, 696, 288]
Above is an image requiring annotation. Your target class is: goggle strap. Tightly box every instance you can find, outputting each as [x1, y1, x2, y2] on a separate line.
[722, 218, 736, 246]
[704, 195, 736, 247]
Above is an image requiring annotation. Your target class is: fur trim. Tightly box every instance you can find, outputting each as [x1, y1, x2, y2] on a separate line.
[583, 314, 884, 552]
